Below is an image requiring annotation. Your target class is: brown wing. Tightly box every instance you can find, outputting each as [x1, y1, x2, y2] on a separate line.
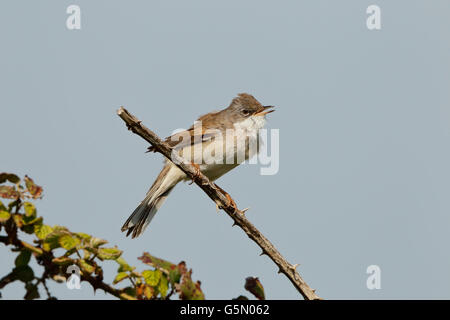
[146, 111, 223, 153]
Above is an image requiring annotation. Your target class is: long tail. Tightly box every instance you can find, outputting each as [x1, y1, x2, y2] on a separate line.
[121, 163, 183, 238]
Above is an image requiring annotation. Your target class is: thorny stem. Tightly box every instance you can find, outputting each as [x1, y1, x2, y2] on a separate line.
[117, 107, 321, 300]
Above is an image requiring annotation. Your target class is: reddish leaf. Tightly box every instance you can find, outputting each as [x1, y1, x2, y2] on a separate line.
[0, 186, 20, 199]
[178, 270, 204, 300]
[138, 252, 174, 273]
[24, 175, 43, 199]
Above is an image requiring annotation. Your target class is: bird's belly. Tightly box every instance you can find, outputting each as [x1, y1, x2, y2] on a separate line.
[200, 163, 240, 181]
[180, 129, 261, 181]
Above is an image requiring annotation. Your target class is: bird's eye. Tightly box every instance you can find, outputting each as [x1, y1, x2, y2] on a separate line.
[242, 109, 251, 115]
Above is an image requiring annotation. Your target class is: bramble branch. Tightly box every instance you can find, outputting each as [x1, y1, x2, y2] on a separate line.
[117, 107, 321, 300]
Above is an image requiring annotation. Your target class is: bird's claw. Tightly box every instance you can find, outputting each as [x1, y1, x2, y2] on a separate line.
[188, 163, 202, 185]
[213, 183, 240, 213]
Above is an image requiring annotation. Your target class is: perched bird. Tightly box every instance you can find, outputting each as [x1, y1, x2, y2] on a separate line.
[121, 93, 275, 238]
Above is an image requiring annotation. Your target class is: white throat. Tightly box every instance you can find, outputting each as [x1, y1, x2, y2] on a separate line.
[233, 115, 267, 132]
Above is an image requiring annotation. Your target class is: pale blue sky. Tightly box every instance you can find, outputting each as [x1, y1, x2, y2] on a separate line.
[1, 0, 450, 299]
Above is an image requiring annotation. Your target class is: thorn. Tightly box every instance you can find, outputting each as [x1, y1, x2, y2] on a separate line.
[241, 207, 250, 214]
[291, 263, 300, 270]
[232, 221, 237, 227]
[277, 268, 282, 274]
[312, 289, 316, 293]
[259, 251, 265, 256]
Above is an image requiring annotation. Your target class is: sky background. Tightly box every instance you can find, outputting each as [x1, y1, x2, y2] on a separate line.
[1, 0, 450, 299]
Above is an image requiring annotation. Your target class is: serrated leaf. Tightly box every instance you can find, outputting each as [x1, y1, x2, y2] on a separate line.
[97, 247, 122, 260]
[142, 269, 161, 286]
[79, 259, 95, 274]
[58, 234, 80, 250]
[113, 272, 129, 284]
[0, 210, 11, 223]
[34, 224, 53, 239]
[244, 277, 265, 300]
[15, 250, 32, 267]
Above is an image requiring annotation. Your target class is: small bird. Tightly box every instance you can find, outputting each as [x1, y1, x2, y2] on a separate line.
[121, 93, 275, 238]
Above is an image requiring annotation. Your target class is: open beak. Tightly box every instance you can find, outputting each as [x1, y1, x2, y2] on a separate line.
[254, 105, 275, 116]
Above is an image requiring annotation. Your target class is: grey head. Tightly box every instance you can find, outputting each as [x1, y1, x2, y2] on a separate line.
[219, 93, 275, 123]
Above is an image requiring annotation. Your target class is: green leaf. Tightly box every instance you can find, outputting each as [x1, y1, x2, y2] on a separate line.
[168, 261, 187, 285]
[24, 283, 40, 300]
[123, 286, 136, 297]
[34, 224, 53, 239]
[158, 275, 169, 298]
[0, 173, 20, 184]
[244, 277, 265, 300]
[97, 247, 122, 260]
[0, 210, 11, 223]
[23, 202, 36, 218]
[15, 250, 32, 267]
[13, 214, 23, 228]
[12, 266, 34, 282]
[22, 216, 42, 228]
[0, 200, 7, 211]
[43, 229, 68, 251]
[79, 259, 96, 274]
[89, 237, 108, 248]
[143, 285, 155, 299]
[113, 272, 129, 284]
[142, 269, 161, 286]
[179, 270, 205, 300]
[116, 257, 134, 272]
[76, 232, 91, 240]
[58, 234, 81, 250]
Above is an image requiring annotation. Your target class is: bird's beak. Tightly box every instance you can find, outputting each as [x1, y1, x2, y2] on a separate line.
[254, 105, 275, 116]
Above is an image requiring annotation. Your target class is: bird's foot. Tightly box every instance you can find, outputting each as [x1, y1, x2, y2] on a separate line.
[214, 183, 239, 213]
[188, 162, 202, 185]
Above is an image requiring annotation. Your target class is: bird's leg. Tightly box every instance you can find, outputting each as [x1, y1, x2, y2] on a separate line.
[188, 162, 202, 185]
[214, 183, 238, 213]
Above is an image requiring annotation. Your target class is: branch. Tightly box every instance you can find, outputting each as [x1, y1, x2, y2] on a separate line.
[0, 220, 134, 300]
[117, 107, 321, 300]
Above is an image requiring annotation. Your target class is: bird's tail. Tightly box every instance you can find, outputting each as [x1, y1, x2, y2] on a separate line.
[121, 163, 183, 238]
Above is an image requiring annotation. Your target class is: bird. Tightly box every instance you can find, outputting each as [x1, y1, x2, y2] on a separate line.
[121, 93, 275, 238]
